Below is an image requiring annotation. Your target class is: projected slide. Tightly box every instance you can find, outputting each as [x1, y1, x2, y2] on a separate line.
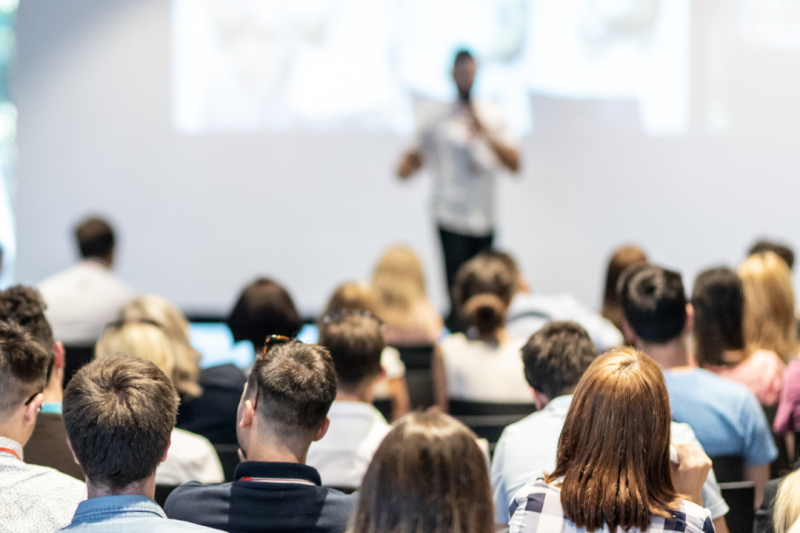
[172, 0, 690, 136]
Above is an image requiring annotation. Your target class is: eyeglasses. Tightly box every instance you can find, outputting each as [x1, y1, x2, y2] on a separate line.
[253, 335, 297, 410]
[322, 308, 384, 328]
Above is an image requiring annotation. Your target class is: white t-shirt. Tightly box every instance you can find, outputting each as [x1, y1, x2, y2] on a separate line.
[439, 333, 531, 403]
[38, 260, 135, 344]
[306, 401, 391, 488]
[156, 428, 224, 485]
[416, 101, 516, 236]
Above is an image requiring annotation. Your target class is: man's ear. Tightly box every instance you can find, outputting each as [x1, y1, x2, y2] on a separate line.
[65, 436, 81, 466]
[685, 303, 695, 334]
[532, 389, 550, 411]
[161, 436, 171, 463]
[239, 398, 256, 430]
[313, 417, 330, 442]
[622, 320, 637, 345]
[52, 342, 66, 369]
[23, 393, 43, 427]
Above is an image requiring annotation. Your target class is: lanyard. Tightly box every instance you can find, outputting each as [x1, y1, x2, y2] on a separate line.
[0, 447, 21, 461]
[240, 477, 316, 486]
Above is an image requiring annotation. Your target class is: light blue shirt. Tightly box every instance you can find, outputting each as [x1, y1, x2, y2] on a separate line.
[490, 395, 729, 524]
[60, 495, 220, 532]
[664, 368, 778, 466]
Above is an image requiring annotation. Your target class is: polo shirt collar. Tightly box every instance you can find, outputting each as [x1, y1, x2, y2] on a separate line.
[71, 495, 165, 523]
[234, 461, 322, 486]
[0, 436, 23, 461]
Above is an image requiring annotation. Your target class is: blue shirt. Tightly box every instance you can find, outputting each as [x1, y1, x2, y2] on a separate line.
[664, 368, 777, 465]
[60, 495, 218, 532]
[490, 395, 729, 524]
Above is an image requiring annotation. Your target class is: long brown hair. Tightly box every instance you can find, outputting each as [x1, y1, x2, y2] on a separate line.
[601, 246, 648, 332]
[546, 348, 679, 531]
[453, 254, 515, 335]
[352, 412, 493, 533]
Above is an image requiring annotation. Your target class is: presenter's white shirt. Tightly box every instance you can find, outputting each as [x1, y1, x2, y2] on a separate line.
[156, 428, 224, 485]
[38, 260, 135, 344]
[416, 101, 516, 236]
[439, 333, 531, 403]
[306, 401, 391, 488]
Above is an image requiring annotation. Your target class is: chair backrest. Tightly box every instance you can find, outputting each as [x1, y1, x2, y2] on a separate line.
[711, 455, 745, 483]
[448, 401, 538, 454]
[718, 481, 756, 533]
[395, 345, 435, 410]
[62, 345, 96, 389]
[214, 443, 241, 483]
[763, 403, 791, 478]
[372, 398, 392, 422]
[154, 484, 178, 508]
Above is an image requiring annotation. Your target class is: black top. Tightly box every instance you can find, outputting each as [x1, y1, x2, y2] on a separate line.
[176, 364, 247, 444]
[164, 461, 356, 533]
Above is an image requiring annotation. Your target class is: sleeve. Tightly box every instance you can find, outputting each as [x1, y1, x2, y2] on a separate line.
[508, 482, 561, 533]
[469, 103, 517, 172]
[741, 392, 779, 466]
[491, 433, 511, 524]
[671, 422, 730, 520]
[774, 361, 799, 435]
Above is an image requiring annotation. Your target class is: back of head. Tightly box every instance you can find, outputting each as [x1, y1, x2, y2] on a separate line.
[453, 253, 516, 335]
[749, 239, 795, 270]
[692, 268, 745, 367]
[63, 355, 179, 489]
[522, 321, 597, 400]
[353, 412, 493, 533]
[739, 252, 798, 361]
[774, 469, 800, 533]
[227, 278, 303, 351]
[372, 246, 427, 318]
[323, 282, 379, 317]
[602, 246, 648, 329]
[318, 311, 384, 391]
[549, 348, 676, 531]
[75, 216, 115, 260]
[120, 295, 202, 399]
[95, 321, 177, 380]
[247, 340, 336, 438]
[0, 321, 50, 418]
[0, 285, 55, 377]
[620, 264, 686, 344]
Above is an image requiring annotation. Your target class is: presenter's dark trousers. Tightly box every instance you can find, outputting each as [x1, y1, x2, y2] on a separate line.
[438, 225, 494, 333]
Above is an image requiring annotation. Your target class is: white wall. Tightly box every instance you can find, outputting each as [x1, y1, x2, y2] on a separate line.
[12, 0, 800, 316]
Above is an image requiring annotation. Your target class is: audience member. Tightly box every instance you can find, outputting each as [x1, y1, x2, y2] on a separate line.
[749, 239, 795, 271]
[509, 348, 714, 533]
[60, 355, 219, 532]
[773, 469, 800, 533]
[165, 339, 356, 533]
[621, 264, 777, 506]
[693, 267, 784, 406]
[600, 244, 648, 339]
[0, 286, 83, 479]
[370, 246, 444, 346]
[0, 321, 85, 533]
[122, 295, 245, 444]
[439, 253, 530, 403]
[227, 278, 304, 352]
[38, 217, 134, 345]
[95, 321, 224, 485]
[307, 310, 390, 488]
[351, 412, 492, 533]
[494, 250, 623, 352]
[491, 321, 730, 531]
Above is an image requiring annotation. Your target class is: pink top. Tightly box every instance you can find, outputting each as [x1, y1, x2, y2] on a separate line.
[775, 357, 800, 434]
[706, 349, 785, 406]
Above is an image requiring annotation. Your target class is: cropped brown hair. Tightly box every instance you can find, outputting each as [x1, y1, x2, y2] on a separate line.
[75, 216, 115, 259]
[0, 286, 55, 378]
[318, 313, 384, 389]
[601, 245, 647, 332]
[353, 412, 493, 533]
[453, 253, 515, 335]
[227, 278, 303, 351]
[546, 348, 678, 531]
[63, 355, 179, 488]
[0, 321, 50, 415]
[692, 268, 745, 367]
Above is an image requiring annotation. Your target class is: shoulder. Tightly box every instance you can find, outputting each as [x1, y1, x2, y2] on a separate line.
[508, 477, 562, 530]
[165, 481, 230, 512]
[438, 332, 469, 351]
[169, 429, 216, 457]
[672, 500, 714, 533]
[164, 519, 224, 532]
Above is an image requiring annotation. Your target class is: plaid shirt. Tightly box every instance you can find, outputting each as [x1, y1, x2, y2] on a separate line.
[509, 477, 715, 533]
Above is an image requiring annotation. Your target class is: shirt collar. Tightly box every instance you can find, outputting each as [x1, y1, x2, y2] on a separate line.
[234, 461, 322, 486]
[328, 401, 388, 421]
[71, 495, 165, 523]
[542, 394, 573, 415]
[0, 436, 23, 461]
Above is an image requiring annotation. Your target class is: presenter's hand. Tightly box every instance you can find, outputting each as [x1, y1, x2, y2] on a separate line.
[397, 151, 424, 179]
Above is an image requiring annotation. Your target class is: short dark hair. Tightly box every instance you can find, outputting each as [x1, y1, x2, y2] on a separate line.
[692, 267, 745, 367]
[0, 286, 55, 379]
[227, 278, 303, 350]
[246, 341, 336, 435]
[522, 321, 598, 399]
[75, 217, 115, 259]
[620, 264, 687, 344]
[0, 321, 50, 415]
[63, 355, 179, 488]
[454, 49, 474, 64]
[318, 313, 384, 389]
[453, 253, 516, 335]
[749, 239, 795, 270]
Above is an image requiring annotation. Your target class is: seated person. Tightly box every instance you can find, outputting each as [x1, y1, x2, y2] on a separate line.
[38, 217, 134, 345]
[621, 264, 777, 506]
[121, 295, 246, 445]
[509, 348, 713, 533]
[164, 339, 356, 533]
[95, 321, 223, 485]
[491, 321, 729, 532]
[60, 355, 219, 532]
[495, 250, 623, 353]
[307, 310, 391, 487]
[351, 412, 492, 533]
[748, 239, 794, 271]
[772, 468, 800, 533]
[0, 321, 85, 532]
[693, 267, 784, 406]
[0, 285, 83, 479]
[438, 253, 531, 403]
[599, 245, 648, 341]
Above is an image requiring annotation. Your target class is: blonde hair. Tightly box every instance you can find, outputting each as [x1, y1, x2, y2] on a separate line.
[739, 252, 798, 362]
[371, 246, 428, 325]
[322, 282, 379, 318]
[119, 295, 202, 399]
[774, 469, 800, 533]
[95, 322, 177, 380]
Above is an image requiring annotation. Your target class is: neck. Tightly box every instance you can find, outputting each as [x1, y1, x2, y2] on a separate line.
[471, 327, 507, 343]
[0, 416, 29, 447]
[335, 378, 376, 404]
[86, 256, 112, 268]
[87, 475, 155, 500]
[638, 336, 691, 370]
[242, 428, 311, 465]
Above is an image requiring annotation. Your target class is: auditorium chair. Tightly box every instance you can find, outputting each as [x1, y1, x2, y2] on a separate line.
[762, 403, 791, 478]
[155, 484, 179, 507]
[448, 400, 537, 454]
[372, 398, 392, 421]
[711, 455, 745, 483]
[213, 443, 241, 483]
[718, 481, 756, 533]
[394, 345, 436, 410]
[62, 345, 96, 389]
